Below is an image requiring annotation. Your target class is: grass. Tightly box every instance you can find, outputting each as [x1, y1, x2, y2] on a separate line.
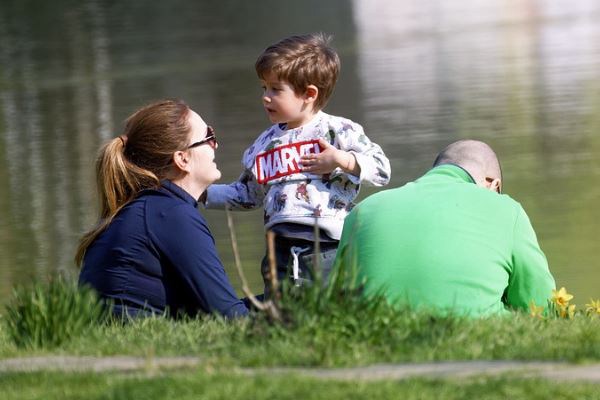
[9, 312, 599, 365]
[1, 370, 600, 400]
[0, 277, 599, 365]
[3, 278, 107, 349]
[1, 273, 599, 399]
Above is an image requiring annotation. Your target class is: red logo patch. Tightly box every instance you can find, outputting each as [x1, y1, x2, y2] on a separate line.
[256, 140, 324, 184]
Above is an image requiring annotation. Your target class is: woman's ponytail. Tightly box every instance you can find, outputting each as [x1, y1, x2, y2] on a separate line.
[75, 136, 159, 266]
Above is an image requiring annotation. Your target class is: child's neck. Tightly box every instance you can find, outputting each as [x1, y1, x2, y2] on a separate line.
[285, 109, 319, 130]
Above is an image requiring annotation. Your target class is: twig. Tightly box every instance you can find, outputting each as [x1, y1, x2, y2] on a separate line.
[226, 209, 281, 321]
[267, 230, 280, 300]
[226, 209, 264, 310]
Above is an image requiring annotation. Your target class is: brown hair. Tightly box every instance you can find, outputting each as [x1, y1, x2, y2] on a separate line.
[255, 33, 340, 111]
[75, 99, 191, 265]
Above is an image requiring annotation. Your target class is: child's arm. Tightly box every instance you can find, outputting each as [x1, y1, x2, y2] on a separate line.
[204, 169, 265, 210]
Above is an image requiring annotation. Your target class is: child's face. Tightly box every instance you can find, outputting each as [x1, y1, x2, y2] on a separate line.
[260, 72, 316, 129]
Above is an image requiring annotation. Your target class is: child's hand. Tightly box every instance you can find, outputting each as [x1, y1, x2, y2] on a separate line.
[300, 138, 360, 176]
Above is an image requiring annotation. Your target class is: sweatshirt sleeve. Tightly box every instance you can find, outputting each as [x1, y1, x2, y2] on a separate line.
[205, 169, 265, 210]
[205, 138, 267, 210]
[334, 119, 391, 187]
[505, 206, 556, 311]
[152, 204, 249, 318]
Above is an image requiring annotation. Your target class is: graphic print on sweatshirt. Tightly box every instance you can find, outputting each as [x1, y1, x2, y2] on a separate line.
[255, 139, 324, 184]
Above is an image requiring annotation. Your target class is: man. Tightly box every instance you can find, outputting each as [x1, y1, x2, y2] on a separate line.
[335, 140, 555, 316]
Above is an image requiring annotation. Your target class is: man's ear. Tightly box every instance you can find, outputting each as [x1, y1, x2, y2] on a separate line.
[172, 150, 190, 172]
[485, 177, 502, 194]
[304, 85, 319, 104]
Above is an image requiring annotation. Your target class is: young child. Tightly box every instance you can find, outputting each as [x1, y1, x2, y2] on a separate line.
[205, 33, 390, 294]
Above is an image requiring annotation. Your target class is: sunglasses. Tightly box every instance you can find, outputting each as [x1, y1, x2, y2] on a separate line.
[187, 125, 217, 149]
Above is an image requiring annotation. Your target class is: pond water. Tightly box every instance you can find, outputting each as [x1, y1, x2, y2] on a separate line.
[1, 0, 599, 305]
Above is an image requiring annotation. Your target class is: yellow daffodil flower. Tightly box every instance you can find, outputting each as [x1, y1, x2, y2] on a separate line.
[529, 301, 544, 318]
[551, 287, 573, 308]
[585, 299, 600, 316]
[559, 304, 576, 319]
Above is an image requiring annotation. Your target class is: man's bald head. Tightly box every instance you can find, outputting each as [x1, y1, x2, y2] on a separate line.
[433, 140, 502, 192]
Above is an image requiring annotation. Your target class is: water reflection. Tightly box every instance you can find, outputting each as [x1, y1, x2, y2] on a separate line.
[353, 0, 600, 303]
[0, 0, 359, 298]
[0, 0, 598, 305]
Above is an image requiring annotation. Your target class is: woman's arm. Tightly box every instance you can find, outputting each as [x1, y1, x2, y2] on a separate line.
[151, 203, 249, 318]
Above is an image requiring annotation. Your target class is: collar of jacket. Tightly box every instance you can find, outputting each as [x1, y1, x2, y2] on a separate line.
[424, 163, 476, 185]
[160, 179, 199, 207]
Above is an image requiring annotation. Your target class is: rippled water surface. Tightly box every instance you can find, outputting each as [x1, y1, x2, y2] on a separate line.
[1, 0, 599, 305]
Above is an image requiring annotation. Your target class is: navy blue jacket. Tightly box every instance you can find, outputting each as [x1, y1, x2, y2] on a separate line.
[79, 180, 249, 318]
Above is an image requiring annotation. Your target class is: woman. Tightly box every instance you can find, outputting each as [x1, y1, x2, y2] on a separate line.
[76, 99, 249, 318]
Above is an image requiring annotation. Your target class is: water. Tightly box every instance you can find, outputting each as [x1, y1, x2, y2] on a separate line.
[1, 0, 598, 305]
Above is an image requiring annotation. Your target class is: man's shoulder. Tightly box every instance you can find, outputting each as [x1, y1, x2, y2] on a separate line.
[355, 181, 525, 213]
[497, 193, 530, 221]
[480, 189, 523, 211]
[353, 186, 404, 212]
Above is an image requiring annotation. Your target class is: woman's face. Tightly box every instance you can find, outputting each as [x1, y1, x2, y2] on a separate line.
[185, 110, 221, 188]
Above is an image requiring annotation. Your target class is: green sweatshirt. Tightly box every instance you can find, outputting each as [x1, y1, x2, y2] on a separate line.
[336, 164, 555, 316]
